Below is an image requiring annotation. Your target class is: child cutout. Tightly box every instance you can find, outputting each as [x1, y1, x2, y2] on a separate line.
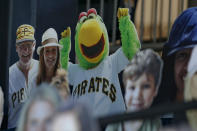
[106, 49, 163, 131]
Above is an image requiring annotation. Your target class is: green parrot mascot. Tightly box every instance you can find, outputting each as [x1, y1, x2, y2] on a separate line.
[60, 8, 141, 117]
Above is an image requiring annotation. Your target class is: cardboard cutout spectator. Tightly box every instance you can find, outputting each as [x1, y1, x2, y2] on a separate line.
[156, 7, 197, 104]
[17, 83, 62, 131]
[106, 49, 163, 131]
[31, 28, 62, 88]
[154, 7, 197, 125]
[48, 101, 100, 131]
[9, 24, 39, 129]
[184, 45, 197, 131]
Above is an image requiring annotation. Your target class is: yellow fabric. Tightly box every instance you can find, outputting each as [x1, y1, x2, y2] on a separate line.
[78, 19, 102, 47]
[61, 27, 71, 38]
[16, 24, 35, 43]
[117, 8, 129, 20]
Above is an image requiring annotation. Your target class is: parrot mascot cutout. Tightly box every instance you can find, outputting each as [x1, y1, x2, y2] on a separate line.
[60, 8, 141, 117]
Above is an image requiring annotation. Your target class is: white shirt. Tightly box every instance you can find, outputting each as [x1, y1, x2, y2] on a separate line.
[68, 48, 129, 117]
[8, 59, 39, 129]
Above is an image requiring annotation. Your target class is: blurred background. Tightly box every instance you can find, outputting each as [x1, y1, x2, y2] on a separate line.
[1, 0, 197, 66]
[6, 0, 197, 66]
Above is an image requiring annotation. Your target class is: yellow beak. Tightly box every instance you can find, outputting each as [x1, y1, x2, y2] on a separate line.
[79, 19, 103, 46]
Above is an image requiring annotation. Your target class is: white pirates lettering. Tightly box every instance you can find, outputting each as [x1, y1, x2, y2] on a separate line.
[73, 77, 116, 102]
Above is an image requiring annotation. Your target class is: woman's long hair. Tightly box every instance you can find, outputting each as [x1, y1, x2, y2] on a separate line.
[153, 53, 177, 105]
[36, 47, 61, 85]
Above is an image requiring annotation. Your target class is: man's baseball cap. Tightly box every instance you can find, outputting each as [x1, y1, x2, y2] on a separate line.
[16, 24, 35, 44]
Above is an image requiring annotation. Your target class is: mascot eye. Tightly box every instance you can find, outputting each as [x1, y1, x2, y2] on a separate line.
[79, 16, 87, 23]
[79, 12, 87, 23]
[88, 13, 96, 19]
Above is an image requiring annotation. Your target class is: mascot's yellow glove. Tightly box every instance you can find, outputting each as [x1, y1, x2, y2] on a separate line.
[117, 8, 129, 20]
[118, 8, 141, 60]
[61, 27, 71, 38]
[60, 27, 71, 70]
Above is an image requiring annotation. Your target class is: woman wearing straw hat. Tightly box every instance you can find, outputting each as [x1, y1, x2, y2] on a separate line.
[35, 28, 62, 86]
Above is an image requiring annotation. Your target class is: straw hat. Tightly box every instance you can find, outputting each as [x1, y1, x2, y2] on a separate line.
[37, 28, 63, 55]
[16, 24, 35, 44]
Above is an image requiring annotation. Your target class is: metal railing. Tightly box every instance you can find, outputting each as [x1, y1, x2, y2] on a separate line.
[98, 100, 197, 128]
